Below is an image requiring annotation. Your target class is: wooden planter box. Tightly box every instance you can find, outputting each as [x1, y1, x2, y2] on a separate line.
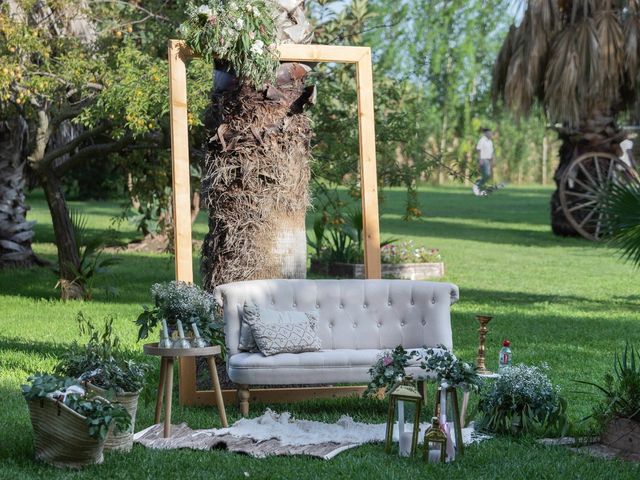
[602, 418, 640, 454]
[310, 261, 444, 280]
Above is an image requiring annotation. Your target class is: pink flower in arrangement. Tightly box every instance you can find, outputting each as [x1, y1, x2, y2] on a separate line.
[382, 356, 393, 367]
[208, 15, 217, 25]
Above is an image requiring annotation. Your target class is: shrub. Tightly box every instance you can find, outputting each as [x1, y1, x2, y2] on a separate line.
[578, 343, 640, 426]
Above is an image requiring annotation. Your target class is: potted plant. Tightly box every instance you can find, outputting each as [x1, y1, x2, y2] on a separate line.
[578, 343, 640, 455]
[135, 281, 225, 352]
[22, 374, 130, 468]
[54, 313, 147, 452]
[308, 213, 443, 279]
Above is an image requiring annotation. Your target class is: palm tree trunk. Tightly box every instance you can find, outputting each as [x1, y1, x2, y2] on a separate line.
[200, 0, 314, 290]
[0, 116, 43, 268]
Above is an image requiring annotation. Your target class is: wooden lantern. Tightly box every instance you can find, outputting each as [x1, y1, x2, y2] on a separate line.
[384, 378, 423, 457]
[423, 417, 447, 463]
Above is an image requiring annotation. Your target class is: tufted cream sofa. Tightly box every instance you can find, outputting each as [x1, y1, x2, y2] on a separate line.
[213, 279, 459, 415]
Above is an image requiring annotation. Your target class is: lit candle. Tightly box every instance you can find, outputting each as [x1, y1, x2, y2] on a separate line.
[399, 431, 412, 457]
[428, 448, 441, 462]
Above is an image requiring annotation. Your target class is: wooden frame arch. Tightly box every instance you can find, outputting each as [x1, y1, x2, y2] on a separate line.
[168, 40, 381, 405]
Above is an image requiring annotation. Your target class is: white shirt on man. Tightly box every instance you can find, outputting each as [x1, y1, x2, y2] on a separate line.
[476, 135, 494, 161]
[620, 139, 633, 167]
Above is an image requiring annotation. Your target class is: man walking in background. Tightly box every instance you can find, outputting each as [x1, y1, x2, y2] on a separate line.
[473, 128, 494, 196]
[619, 133, 637, 170]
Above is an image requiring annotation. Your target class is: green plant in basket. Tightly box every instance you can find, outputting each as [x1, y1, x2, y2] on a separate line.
[478, 363, 569, 436]
[179, 0, 279, 88]
[55, 313, 148, 394]
[22, 374, 131, 441]
[135, 281, 225, 353]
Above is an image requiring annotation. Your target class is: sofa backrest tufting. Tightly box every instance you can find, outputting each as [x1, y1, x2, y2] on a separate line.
[214, 279, 459, 356]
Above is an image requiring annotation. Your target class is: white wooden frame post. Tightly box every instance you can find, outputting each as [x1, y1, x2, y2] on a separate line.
[168, 40, 382, 406]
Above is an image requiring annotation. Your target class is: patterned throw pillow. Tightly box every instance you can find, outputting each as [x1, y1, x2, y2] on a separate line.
[241, 304, 321, 356]
[239, 303, 320, 352]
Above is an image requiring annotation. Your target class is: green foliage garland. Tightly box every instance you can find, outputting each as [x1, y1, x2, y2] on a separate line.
[180, 1, 279, 88]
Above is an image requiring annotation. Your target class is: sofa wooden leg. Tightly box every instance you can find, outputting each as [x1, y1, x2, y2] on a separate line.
[238, 385, 250, 417]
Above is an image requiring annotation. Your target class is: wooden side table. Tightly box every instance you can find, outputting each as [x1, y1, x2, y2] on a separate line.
[143, 343, 228, 438]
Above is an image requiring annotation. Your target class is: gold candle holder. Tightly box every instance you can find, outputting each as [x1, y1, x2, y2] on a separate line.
[475, 315, 493, 374]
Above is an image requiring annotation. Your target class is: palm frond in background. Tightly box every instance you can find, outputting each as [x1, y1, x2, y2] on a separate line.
[603, 178, 640, 267]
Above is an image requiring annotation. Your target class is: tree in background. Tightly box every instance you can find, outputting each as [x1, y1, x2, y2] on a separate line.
[310, 0, 551, 224]
[493, 0, 640, 236]
[0, 0, 209, 297]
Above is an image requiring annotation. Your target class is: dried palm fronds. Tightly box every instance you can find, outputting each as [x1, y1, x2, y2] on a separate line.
[494, 1, 640, 126]
[623, 14, 640, 89]
[595, 10, 625, 105]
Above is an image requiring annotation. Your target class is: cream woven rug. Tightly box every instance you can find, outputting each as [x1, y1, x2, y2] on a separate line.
[134, 409, 489, 459]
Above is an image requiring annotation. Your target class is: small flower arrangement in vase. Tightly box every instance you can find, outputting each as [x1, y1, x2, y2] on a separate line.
[135, 281, 225, 353]
[420, 345, 482, 393]
[364, 346, 419, 397]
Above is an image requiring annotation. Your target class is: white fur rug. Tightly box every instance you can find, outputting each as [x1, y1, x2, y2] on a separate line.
[134, 409, 490, 459]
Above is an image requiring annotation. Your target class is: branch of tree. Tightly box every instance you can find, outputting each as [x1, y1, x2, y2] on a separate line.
[48, 96, 98, 133]
[54, 134, 135, 176]
[42, 124, 109, 167]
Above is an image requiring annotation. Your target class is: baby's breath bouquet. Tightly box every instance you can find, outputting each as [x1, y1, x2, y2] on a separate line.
[478, 363, 568, 435]
[180, 1, 279, 88]
[135, 281, 224, 351]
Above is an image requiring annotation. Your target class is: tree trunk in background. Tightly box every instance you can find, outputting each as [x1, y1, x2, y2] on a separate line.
[200, 0, 314, 291]
[40, 172, 82, 299]
[0, 116, 42, 268]
[550, 116, 622, 236]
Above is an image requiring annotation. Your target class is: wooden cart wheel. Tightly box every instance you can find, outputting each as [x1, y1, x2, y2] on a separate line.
[559, 152, 637, 241]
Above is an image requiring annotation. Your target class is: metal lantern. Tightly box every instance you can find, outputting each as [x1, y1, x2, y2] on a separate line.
[433, 385, 464, 457]
[384, 378, 423, 457]
[423, 417, 447, 463]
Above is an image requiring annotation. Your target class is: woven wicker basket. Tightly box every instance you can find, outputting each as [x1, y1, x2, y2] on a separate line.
[87, 384, 140, 452]
[27, 397, 106, 468]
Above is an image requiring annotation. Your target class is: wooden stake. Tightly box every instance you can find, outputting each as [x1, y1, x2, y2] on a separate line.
[168, 40, 193, 284]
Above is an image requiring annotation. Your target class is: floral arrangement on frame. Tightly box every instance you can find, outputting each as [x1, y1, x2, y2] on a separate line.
[180, 1, 279, 88]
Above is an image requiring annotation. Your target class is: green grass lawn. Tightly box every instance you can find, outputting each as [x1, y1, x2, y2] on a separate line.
[1, 185, 639, 479]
